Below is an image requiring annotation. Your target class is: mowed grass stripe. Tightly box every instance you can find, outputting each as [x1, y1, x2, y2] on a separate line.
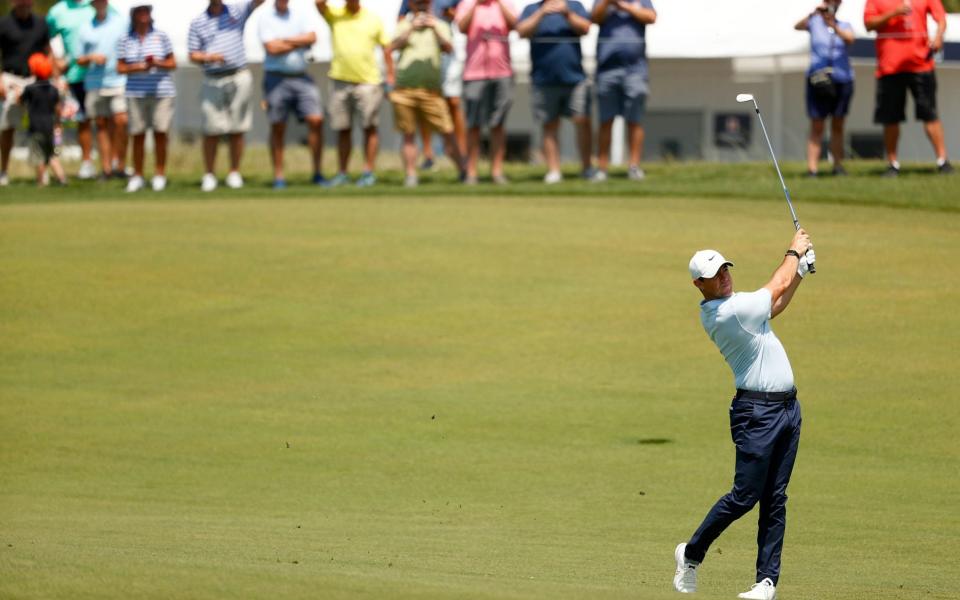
[1, 193, 958, 599]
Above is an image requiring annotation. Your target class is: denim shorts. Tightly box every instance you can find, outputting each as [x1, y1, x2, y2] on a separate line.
[596, 67, 648, 124]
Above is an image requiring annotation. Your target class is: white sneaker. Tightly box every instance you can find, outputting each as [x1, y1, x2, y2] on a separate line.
[738, 578, 776, 600]
[151, 175, 167, 192]
[125, 175, 145, 193]
[673, 543, 697, 593]
[0, 172, 8, 186]
[628, 165, 646, 181]
[403, 174, 418, 188]
[591, 170, 608, 183]
[77, 160, 96, 180]
[225, 171, 244, 189]
[544, 170, 563, 184]
[201, 173, 218, 192]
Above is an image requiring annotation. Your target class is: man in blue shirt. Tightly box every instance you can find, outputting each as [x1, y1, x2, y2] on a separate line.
[675, 230, 816, 600]
[76, 0, 128, 179]
[517, 0, 594, 184]
[591, 0, 655, 182]
[188, 0, 265, 192]
[259, 0, 325, 189]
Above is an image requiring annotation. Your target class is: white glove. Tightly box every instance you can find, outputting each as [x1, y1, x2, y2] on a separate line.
[798, 247, 816, 278]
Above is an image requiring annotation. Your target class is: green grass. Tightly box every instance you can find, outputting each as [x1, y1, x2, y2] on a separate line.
[1, 160, 958, 598]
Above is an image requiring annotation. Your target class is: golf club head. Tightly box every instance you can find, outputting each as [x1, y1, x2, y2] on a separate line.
[735, 93, 755, 104]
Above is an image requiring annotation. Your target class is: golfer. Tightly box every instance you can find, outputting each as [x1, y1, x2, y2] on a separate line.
[674, 229, 815, 600]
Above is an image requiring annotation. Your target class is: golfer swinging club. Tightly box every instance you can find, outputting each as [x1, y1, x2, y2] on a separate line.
[674, 229, 815, 600]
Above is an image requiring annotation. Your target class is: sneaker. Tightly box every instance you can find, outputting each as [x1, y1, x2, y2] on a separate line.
[832, 164, 848, 176]
[882, 164, 900, 178]
[738, 578, 776, 600]
[312, 173, 329, 186]
[151, 175, 167, 192]
[419, 157, 435, 171]
[938, 160, 954, 175]
[356, 171, 376, 187]
[673, 543, 697, 594]
[328, 172, 350, 187]
[272, 178, 288, 190]
[403, 174, 418, 188]
[628, 165, 646, 181]
[544, 170, 563, 185]
[492, 174, 509, 185]
[225, 171, 244, 189]
[581, 166, 598, 181]
[463, 174, 478, 186]
[591, 170, 608, 183]
[125, 175, 145, 193]
[201, 173, 218, 192]
[77, 160, 96, 180]
[0, 172, 9, 187]
[111, 168, 129, 180]
[805, 170, 818, 178]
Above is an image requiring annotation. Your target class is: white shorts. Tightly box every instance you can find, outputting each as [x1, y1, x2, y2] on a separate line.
[1, 72, 33, 130]
[86, 87, 127, 119]
[441, 55, 464, 99]
[201, 69, 253, 136]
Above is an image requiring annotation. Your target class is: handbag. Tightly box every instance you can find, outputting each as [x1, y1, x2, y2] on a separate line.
[808, 21, 839, 103]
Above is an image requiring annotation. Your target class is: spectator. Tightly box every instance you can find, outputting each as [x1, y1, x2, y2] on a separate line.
[397, 0, 466, 172]
[117, 2, 176, 193]
[259, 0, 325, 189]
[316, 0, 394, 188]
[0, 0, 54, 187]
[456, 0, 517, 185]
[865, 0, 952, 176]
[591, 0, 656, 182]
[517, 0, 594, 184]
[389, 0, 465, 187]
[76, 0, 129, 180]
[19, 52, 67, 186]
[188, 0, 266, 193]
[795, 1, 855, 177]
[47, 0, 97, 180]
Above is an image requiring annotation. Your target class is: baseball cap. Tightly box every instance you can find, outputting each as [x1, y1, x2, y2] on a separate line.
[28, 53, 53, 80]
[689, 249, 734, 280]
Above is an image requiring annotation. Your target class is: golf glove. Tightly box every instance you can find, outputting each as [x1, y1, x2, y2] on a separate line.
[798, 248, 816, 278]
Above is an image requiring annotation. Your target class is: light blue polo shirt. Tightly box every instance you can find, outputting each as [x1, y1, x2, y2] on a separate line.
[77, 9, 127, 90]
[257, 3, 313, 74]
[806, 13, 854, 83]
[700, 288, 795, 393]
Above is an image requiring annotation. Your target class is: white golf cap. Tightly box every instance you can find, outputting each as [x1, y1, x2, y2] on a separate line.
[689, 249, 734, 280]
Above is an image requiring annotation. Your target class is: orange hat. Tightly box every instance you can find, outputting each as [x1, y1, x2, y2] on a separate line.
[28, 53, 53, 80]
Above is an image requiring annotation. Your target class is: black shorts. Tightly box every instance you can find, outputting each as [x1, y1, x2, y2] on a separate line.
[873, 71, 938, 124]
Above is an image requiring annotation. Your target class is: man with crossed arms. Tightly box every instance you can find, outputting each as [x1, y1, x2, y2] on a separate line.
[674, 229, 816, 600]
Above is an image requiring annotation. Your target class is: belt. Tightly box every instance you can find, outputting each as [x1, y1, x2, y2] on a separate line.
[735, 387, 797, 403]
[206, 67, 245, 78]
[265, 71, 308, 78]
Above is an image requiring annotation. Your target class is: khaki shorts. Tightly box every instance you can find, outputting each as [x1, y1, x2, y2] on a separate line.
[329, 80, 383, 131]
[86, 87, 128, 119]
[128, 96, 175, 134]
[1, 72, 33, 130]
[390, 88, 453, 135]
[201, 69, 253, 136]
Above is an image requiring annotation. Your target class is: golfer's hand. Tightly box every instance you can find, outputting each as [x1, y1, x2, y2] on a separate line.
[798, 247, 816, 278]
[91, 54, 107, 66]
[789, 229, 812, 255]
[930, 35, 944, 52]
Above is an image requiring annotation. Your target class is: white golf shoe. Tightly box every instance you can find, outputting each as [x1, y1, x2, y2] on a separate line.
[225, 171, 244, 189]
[151, 175, 167, 192]
[125, 175, 145, 193]
[77, 160, 96, 180]
[738, 578, 776, 600]
[673, 543, 697, 593]
[543, 170, 563, 184]
[201, 173, 218, 192]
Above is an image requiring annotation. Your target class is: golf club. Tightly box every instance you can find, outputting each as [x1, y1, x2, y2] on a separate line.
[736, 93, 815, 273]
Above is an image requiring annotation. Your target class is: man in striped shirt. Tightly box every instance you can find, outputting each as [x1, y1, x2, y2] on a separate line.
[188, 0, 265, 192]
[117, 2, 175, 193]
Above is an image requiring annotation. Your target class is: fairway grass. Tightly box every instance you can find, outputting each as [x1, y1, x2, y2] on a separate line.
[1, 190, 958, 599]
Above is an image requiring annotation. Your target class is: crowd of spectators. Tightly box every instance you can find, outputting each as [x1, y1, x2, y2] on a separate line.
[0, 0, 952, 189]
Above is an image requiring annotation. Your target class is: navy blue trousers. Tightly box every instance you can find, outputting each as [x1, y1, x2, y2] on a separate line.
[685, 394, 802, 585]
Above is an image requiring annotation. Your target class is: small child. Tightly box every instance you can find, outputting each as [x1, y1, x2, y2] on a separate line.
[19, 53, 67, 186]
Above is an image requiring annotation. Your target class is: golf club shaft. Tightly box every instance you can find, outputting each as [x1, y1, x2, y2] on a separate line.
[751, 102, 816, 273]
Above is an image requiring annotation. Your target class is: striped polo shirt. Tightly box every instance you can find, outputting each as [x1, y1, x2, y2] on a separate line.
[118, 29, 176, 98]
[187, 0, 255, 75]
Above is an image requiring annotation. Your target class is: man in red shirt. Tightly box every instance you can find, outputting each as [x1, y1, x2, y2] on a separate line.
[865, 0, 952, 175]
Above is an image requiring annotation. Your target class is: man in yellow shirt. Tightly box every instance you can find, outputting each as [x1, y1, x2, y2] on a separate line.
[316, 0, 394, 187]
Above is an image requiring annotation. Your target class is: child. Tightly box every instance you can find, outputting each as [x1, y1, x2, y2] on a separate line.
[19, 53, 67, 186]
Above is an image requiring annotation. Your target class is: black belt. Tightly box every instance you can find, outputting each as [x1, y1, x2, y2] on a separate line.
[206, 67, 245, 78]
[265, 71, 308, 78]
[735, 387, 797, 403]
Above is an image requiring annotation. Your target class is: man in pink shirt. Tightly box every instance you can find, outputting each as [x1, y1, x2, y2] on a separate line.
[456, 0, 516, 184]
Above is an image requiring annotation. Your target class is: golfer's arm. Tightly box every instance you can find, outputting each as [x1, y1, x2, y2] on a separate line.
[794, 14, 811, 30]
[516, 10, 544, 38]
[836, 24, 855, 44]
[591, 0, 611, 24]
[626, 4, 656, 25]
[458, 2, 477, 32]
[764, 257, 801, 319]
[865, 9, 899, 31]
[566, 10, 592, 35]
